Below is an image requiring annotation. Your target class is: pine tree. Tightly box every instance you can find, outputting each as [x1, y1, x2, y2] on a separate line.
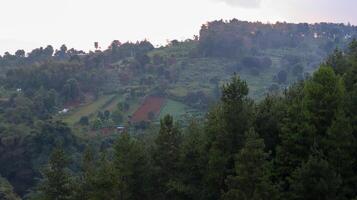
[323, 109, 356, 198]
[289, 150, 341, 200]
[223, 129, 278, 200]
[38, 147, 74, 200]
[90, 153, 117, 200]
[303, 66, 345, 136]
[168, 120, 206, 199]
[113, 133, 151, 200]
[204, 75, 254, 199]
[275, 67, 345, 197]
[74, 147, 96, 200]
[153, 114, 182, 199]
[325, 48, 349, 75]
[220, 75, 254, 150]
[254, 94, 285, 154]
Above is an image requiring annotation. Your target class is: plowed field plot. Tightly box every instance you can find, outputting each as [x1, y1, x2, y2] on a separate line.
[131, 96, 166, 123]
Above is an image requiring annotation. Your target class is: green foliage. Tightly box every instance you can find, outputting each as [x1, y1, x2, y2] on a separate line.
[204, 75, 254, 199]
[22, 44, 357, 199]
[113, 133, 151, 200]
[63, 79, 80, 102]
[0, 175, 21, 200]
[89, 154, 117, 200]
[289, 151, 342, 200]
[323, 109, 357, 197]
[35, 147, 74, 200]
[219, 75, 254, 149]
[168, 120, 206, 199]
[91, 118, 103, 130]
[254, 94, 285, 154]
[152, 115, 182, 199]
[79, 116, 89, 126]
[223, 129, 278, 200]
[111, 109, 123, 124]
[198, 20, 357, 58]
[73, 147, 97, 200]
[303, 66, 345, 135]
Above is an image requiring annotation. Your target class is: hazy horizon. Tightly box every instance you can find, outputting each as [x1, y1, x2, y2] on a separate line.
[1, 0, 356, 54]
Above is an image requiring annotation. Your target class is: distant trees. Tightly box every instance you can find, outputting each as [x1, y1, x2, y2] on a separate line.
[198, 20, 357, 58]
[292, 64, 304, 77]
[241, 56, 272, 69]
[5, 61, 107, 105]
[63, 79, 81, 102]
[183, 91, 212, 109]
[275, 70, 288, 84]
[15, 50, 25, 58]
[79, 116, 89, 126]
[0, 43, 83, 68]
[54, 45, 68, 59]
[103, 40, 154, 64]
[43, 45, 54, 57]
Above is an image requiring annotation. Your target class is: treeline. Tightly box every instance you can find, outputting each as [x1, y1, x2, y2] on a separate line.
[0, 45, 84, 68]
[5, 61, 108, 103]
[30, 41, 357, 200]
[0, 40, 159, 102]
[0, 40, 154, 69]
[199, 19, 357, 58]
[0, 40, 154, 102]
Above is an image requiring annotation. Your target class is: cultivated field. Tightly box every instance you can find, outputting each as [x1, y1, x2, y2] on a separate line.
[131, 96, 166, 123]
[62, 95, 116, 125]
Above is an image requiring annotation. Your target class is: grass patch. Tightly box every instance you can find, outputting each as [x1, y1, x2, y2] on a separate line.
[159, 99, 192, 121]
[62, 95, 115, 125]
[102, 95, 123, 112]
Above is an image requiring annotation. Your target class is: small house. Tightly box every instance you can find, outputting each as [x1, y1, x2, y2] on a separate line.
[116, 126, 126, 133]
[59, 108, 69, 114]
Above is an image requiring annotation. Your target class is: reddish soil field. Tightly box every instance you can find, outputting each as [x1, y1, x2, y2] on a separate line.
[131, 96, 166, 123]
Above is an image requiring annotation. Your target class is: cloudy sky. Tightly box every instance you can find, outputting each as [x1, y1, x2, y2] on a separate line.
[0, 0, 356, 54]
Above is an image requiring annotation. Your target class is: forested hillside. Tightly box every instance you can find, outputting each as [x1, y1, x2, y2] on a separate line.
[0, 20, 357, 199]
[25, 40, 357, 200]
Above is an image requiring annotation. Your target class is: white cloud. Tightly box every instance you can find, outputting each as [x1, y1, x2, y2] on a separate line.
[213, 0, 262, 8]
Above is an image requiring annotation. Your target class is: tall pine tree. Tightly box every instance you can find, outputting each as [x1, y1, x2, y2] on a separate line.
[289, 150, 341, 200]
[223, 129, 278, 200]
[37, 147, 74, 200]
[153, 114, 182, 199]
[113, 133, 151, 200]
[204, 75, 254, 199]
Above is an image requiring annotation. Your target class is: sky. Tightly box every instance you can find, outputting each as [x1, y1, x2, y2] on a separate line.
[0, 0, 356, 54]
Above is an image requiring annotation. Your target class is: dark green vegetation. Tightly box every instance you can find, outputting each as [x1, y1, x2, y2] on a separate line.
[0, 175, 20, 200]
[28, 41, 357, 199]
[0, 20, 357, 199]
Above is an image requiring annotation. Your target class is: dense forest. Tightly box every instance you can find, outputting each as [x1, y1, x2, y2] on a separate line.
[0, 20, 357, 199]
